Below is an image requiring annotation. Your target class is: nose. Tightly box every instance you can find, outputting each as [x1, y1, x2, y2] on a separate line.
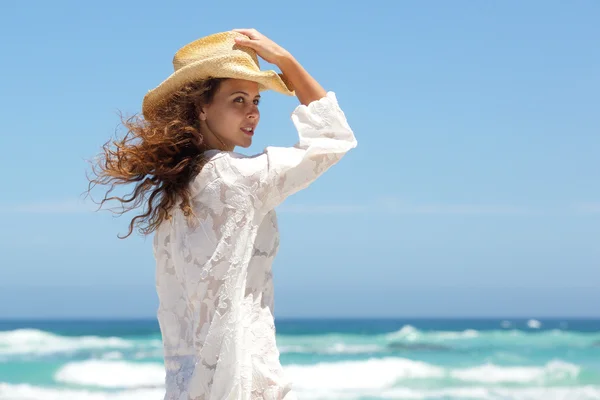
[247, 104, 259, 119]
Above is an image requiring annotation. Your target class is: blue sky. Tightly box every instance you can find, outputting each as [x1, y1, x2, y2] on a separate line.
[0, 1, 598, 318]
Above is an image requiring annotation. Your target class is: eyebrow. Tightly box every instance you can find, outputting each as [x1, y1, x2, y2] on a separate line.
[230, 91, 261, 98]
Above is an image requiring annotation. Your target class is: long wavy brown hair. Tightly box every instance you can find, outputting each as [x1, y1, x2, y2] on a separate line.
[86, 78, 226, 239]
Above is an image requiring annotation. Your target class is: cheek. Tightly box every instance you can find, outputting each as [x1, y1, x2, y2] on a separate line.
[210, 106, 245, 132]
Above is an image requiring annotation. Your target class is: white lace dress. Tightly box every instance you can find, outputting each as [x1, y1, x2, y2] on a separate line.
[153, 92, 357, 400]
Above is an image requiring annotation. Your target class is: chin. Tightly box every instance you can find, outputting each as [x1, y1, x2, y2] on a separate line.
[238, 139, 253, 148]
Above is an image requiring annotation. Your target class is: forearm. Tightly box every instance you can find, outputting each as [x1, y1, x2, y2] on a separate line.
[276, 53, 327, 106]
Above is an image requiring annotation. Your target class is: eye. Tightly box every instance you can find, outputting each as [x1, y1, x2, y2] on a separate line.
[233, 96, 260, 106]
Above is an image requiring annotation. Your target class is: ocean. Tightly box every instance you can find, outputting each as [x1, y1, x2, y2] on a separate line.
[1, 318, 600, 399]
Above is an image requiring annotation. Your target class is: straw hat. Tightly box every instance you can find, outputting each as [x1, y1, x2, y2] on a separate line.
[142, 31, 295, 119]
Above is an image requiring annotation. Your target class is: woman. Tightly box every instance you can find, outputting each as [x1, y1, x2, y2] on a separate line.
[89, 29, 357, 399]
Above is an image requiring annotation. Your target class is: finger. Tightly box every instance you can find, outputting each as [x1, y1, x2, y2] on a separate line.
[233, 36, 258, 50]
[233, 35, 253, 45]
[232, 28, 259, 39]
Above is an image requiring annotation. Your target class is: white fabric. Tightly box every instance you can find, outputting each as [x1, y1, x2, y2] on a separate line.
[154, 92, 357, 399]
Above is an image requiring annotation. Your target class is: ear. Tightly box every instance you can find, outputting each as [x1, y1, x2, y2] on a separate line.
[197, 104, 208, 121]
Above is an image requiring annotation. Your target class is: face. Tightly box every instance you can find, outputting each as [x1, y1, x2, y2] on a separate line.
[198, 79, 261, 151]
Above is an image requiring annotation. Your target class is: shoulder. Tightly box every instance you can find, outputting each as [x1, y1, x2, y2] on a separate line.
[203, 149, 268, 182]
[190, 150, 268, 197]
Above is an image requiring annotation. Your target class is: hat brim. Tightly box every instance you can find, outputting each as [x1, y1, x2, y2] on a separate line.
[142, 54, 295, 119]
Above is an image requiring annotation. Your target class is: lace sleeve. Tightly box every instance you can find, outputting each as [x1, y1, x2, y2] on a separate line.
[217, 91, 357, 212]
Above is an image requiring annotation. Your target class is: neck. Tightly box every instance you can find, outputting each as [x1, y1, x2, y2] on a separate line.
[199, 121, 234, 152]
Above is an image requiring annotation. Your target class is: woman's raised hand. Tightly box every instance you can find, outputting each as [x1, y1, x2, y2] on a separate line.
[232, 28, 291, 66]
[233, 28, 326, 106]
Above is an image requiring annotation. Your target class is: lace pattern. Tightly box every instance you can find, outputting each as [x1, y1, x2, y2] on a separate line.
[154, 92, 357, 399]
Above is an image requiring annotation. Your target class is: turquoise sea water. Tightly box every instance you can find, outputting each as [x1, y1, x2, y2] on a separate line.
[1, 318, 600, 399]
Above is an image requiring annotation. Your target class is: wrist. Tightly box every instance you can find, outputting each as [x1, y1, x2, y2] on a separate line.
[274, 50, 295, 69]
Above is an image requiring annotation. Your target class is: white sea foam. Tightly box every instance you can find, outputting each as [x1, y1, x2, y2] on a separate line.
[385, 325, 421, 341]
[51, 357, 580, 392]
[322, 343, 382, 354]
[54, 360, 165, 388]
[0, 356, 591, 400]
[3, 383, 599, 400]
[527, 319, 542, 329]
[278, 345, 307, 353]
[0, 383, 163, 400]
[0, 329, 134, 356]
[380, 324, 600, 349]
[284, 357, 581, 390]
[377, 386, 600, 400]
[100, 351, 124, 360]
[285, 358, 444, 390]
[298, 386, 600, 400]
[385, 325, 480, 341]
[437, 329, 479, 339]
[279, 343, 383, 355]
[450, 360, 580, 383]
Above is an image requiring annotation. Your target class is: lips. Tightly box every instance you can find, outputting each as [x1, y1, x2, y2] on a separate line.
[241, 126, 255, 136]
